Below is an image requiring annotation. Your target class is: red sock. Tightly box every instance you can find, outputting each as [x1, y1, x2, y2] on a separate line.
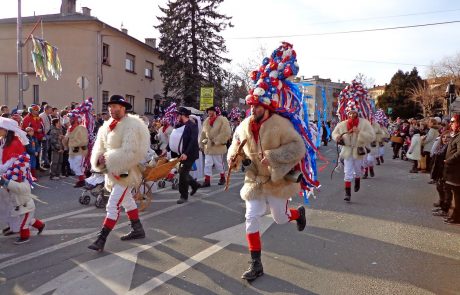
[205, 175, 211, 182]
[20, 228, 30, 239]
[289, 208, 300, 221]
[246, 232, 261, 251]
[220, 173, 225, 179]
[31, 219, 44, 229]
[78, 175, 85, 181]
[345, 181, 352, 188]
[126, 209, 139, 221]
[103, 218, 117, 230]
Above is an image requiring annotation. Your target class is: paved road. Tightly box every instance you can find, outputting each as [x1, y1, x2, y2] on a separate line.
[0, 145, 459, 295]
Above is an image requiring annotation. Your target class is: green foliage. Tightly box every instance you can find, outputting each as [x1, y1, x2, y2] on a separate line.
[156, 0, 233, 107]
[377, 68, 423, 118]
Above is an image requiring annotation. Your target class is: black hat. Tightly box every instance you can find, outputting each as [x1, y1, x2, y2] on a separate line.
[206, 106, 216, 112]
[103, 95, 132, 110]
[176, 106, 191, 116]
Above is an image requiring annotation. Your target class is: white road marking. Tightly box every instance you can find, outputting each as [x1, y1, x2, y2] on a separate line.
[26, 236, 175, 295]
[68, 213, 107, 219]
[40, 228, 97, 236]
[0, 253, 16, 260]
[0, 180, 244, 270]
[42, 207, 96, 222]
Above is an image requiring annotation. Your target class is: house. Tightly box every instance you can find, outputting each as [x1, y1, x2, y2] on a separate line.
[0, 0, 164, 114]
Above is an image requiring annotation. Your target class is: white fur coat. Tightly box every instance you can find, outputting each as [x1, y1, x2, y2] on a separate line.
[91, 115, 150, 191]
[332, 118, 376, 159]
[227, 114, 305, 201]
[200, 115, 232, 155]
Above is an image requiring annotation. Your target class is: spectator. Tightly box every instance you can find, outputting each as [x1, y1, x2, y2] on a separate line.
[422, 118, 440, 172]
[407, 129, 422, 173]
[443, 115, 460, 225]
[49, 118, 64, 180]
[39, 105, 53, 168]
[25, 127, 40, 182]
[1, 105, 9, 117]
[61, 115, 72, 177]
[21, 105, 45, 169]
[431, 131, 451, 217]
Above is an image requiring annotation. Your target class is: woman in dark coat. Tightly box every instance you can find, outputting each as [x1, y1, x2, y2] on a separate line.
[431, 131, 451, 217]
[443, 114, 460, 225]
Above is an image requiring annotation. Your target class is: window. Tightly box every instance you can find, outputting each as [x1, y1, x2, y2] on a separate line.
[33, 85, 39, 104]
[102, 43, 110, 65]
[145, 98, 153, 114]
[145, 61, 154, 79]
[125, 53, 135, 73]
[102, 91, 109, 111]
[126, 95, 135, 109]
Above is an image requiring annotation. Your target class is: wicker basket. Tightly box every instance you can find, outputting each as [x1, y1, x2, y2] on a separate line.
[390, 136, 403, 144]
[143, 158, 180, 181]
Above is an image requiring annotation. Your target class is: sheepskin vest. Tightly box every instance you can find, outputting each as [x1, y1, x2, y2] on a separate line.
[227, 114, 306, 201]
[90, 115, 150, 191]
[332, 118, 376, 160]
[200, 115, 232, 155]
[67, 125, 89, 156]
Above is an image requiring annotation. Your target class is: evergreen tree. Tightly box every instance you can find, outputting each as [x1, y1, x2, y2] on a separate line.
[377, 67, 423, 118]
[156, 0, 233, 107]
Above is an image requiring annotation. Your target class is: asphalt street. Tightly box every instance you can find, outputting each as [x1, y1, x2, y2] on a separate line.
[0, 145, 459, 295]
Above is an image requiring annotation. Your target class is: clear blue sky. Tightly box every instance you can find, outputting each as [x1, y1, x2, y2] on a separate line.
[1, 0, 460, 85]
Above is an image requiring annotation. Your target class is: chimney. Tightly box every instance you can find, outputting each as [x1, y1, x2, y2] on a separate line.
[145, 38, 156, 48]
[81, 7, 91, 16]
[60, 0, 76, 15]
[121, 28, 128, 34]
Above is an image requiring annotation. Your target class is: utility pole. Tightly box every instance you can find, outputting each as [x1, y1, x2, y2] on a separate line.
[17, 0, 24, 110]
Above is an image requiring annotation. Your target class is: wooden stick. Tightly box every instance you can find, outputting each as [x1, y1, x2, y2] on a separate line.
[225, 139, 247, 191]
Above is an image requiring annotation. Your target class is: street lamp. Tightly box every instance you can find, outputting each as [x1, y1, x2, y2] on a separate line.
[446, 80, 456, 118]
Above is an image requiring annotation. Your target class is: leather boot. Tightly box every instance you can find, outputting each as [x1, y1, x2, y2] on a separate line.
[120, 219, 145, 241]
[201, 180, 211, 188]
[363, 169, 368, 179]
[376, 157, 381, 165]
[370, 167, 375, 177]
[218, 177, 226, 186]
[88, 226, 111, 252]
[354, 178, 361, 192]
[380, 156, 384, 164]
[241, 251, 264, 281]
[296, 206, 306, 231]
[344, 187, 351, 202]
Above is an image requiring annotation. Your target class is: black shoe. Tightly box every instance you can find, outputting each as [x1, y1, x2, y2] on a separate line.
[354, 178, 360, 192]
[121, 219, 145, 241]
[177, 198, 188, 204]
[190, 184, 200, 196]
[295, 206, 306, 231]
[392, 155, 396, 159]
[380, 156, 384, 163]
[42, 163, 51, 169]
[433, 210, 448, 217]
[376, 158, 381, 165]
[369, 168, 375, 177]
[241, 251, 264, 281]
[362, 173, 368, 179]
[218, 177, 226, 186]
[2, 227, 10, 235]
[201, 181, 210, 188]
[433, 202, 441, 207]
[14, 237, 30, 245]
[37, 223, 45, 235]
[344, 187, 351, 202]
[74, 180, 85, 188]
[432, 207, 442, 212]
[88, 227, 111, 251]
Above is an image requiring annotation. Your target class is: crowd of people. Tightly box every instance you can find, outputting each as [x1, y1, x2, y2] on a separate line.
[388, 115, 460, 225]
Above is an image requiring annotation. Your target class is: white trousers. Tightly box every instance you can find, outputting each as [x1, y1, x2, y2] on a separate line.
[69, 155, 84, 176]
[245, 196, 292, 234]
[106, 184, 137, 220]
[19, 210, 35, 231]
[204, 154, 225, 176]
[379, 146, 385, 157]
[364, 153, 375, 168]
[344, 158, 363, 182]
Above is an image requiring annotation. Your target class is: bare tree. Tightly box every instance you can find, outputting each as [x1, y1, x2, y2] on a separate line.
[354, 73, 376, 89]
[236, 45, 268, 91]
[428, 52, 460, 83]
[408, 81, 443, 117]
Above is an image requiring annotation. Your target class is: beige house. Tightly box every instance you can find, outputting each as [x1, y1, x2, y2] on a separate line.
[296, 75, 347, 121]
[368, 85, 385, 106]
[0, 1, 163, 114]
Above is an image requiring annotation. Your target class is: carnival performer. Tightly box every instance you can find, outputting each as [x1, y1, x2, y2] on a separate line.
[228, 42, 318, 282]
[200, 106, 232, 187]
[332, 80, 376, 202]
[64, 113, 89, 187]
[363, 118, 383, 179]
[157, 103, 176, 181]
[0, 117, 45, 244]
[88, 95, 150, 252]
[374, 109, 390, 165]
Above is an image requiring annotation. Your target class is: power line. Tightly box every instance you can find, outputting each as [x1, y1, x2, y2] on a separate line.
[302, 8, 460, 26]
[231, 20, 460, 40]
[316, 56, 433, 68]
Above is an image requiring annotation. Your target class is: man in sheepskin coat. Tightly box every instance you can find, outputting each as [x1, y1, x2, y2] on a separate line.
[200, 106, 232, 187]
[227, 103, 307, 281]
[363, 119, 383, 178]
[88, 95, 150, 252]
[332, 109, 375, 201]
[64, 114, 89, 187]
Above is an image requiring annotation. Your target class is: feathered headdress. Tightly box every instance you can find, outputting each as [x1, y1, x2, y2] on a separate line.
[162, 103, 177, 125]
[336, 80, 372, 121]
[374, 108, 389, 127]
[229, 107, 241, 121]
[246, 42, 320, 198]
[3, 154, 33, 185]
